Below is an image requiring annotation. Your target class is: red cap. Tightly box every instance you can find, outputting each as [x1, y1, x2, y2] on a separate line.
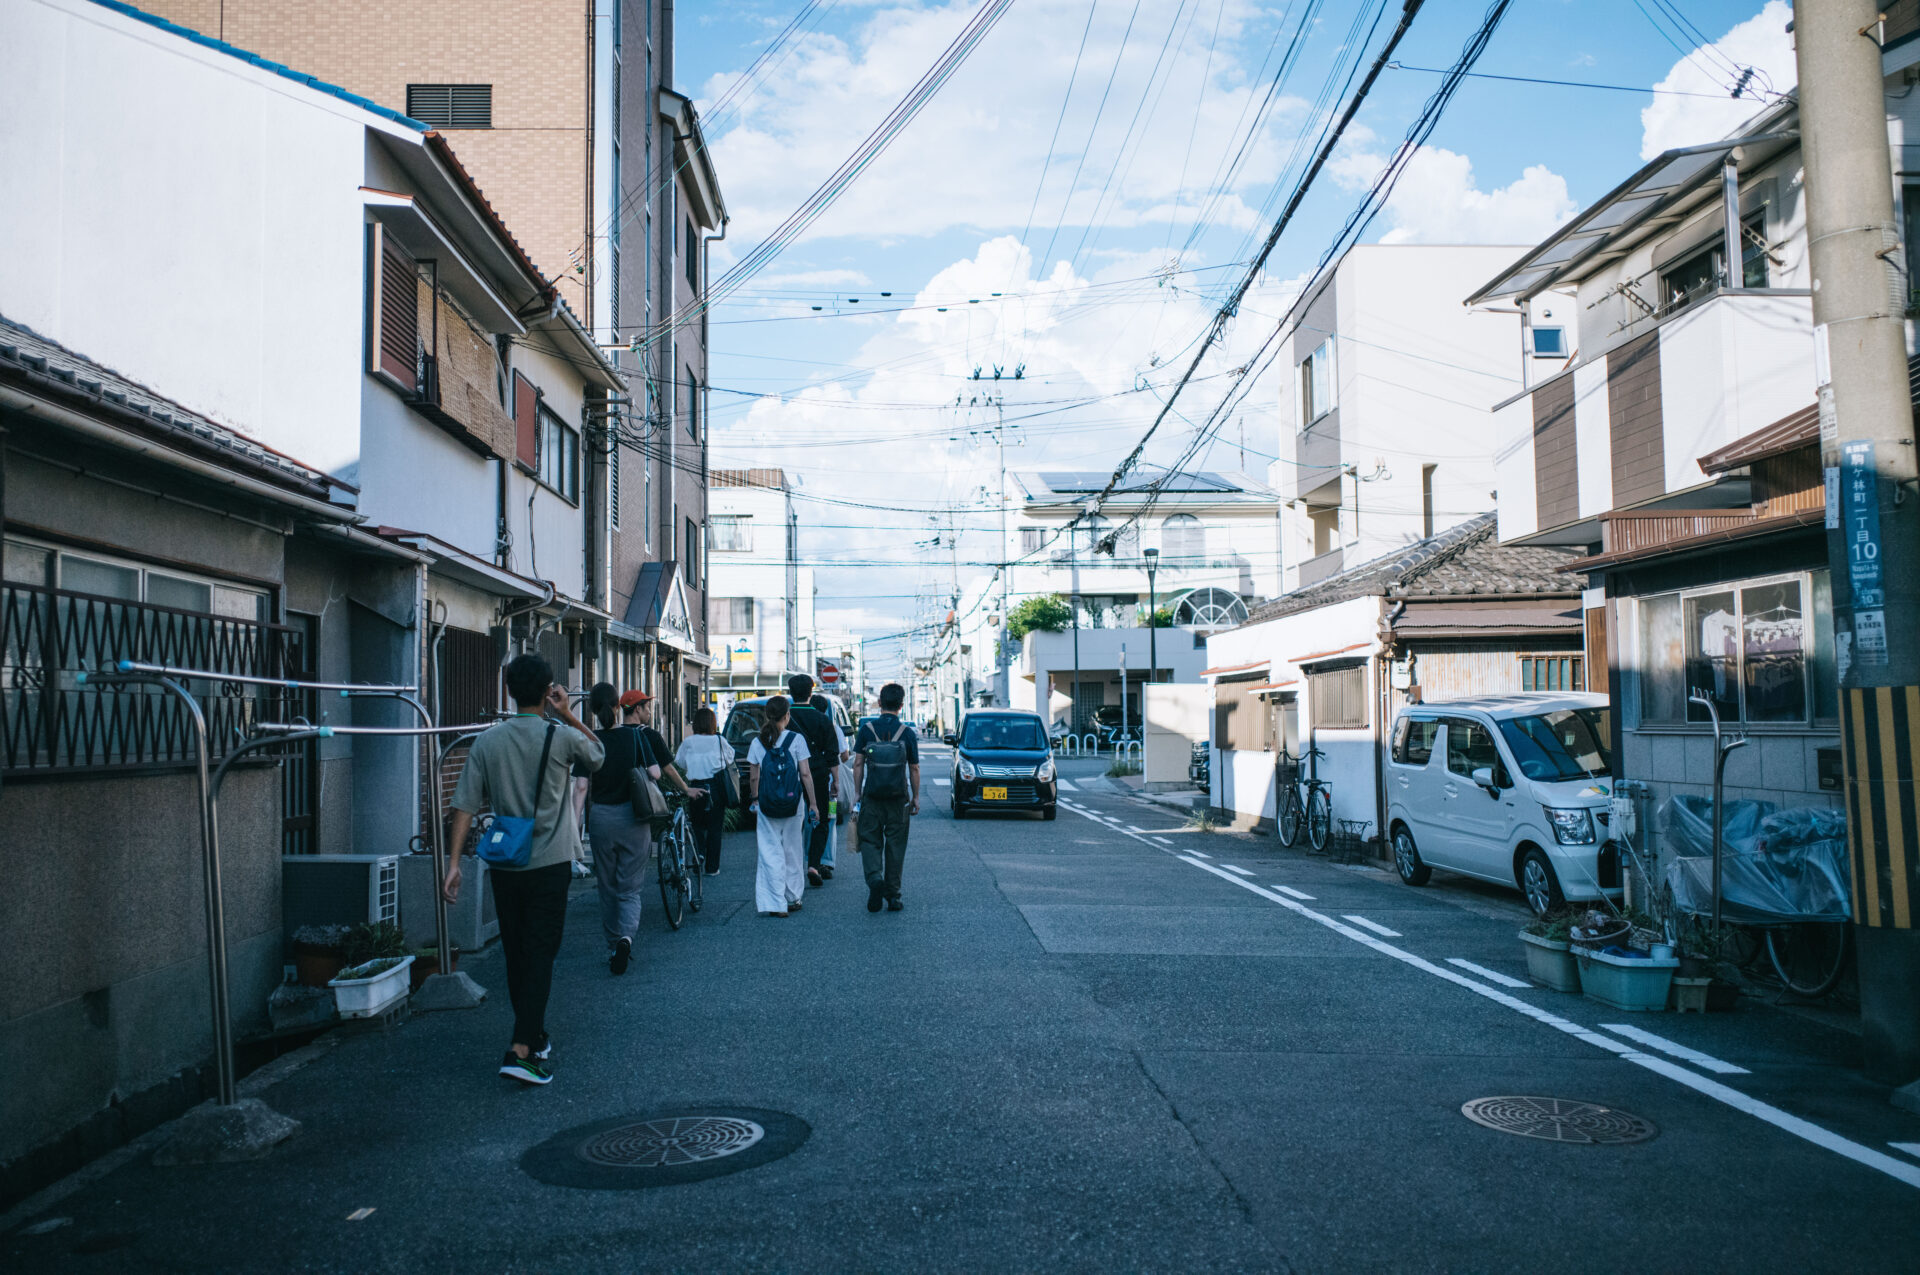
[619, 690, 653, 707]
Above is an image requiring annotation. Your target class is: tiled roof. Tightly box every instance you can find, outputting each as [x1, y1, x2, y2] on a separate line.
[1240, 513, 1583, 627]
[0, 315, 334, 493]
[90, 2, 427, 131]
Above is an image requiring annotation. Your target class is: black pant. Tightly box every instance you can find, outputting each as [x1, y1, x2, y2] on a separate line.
[859, 797, 911, 901]
[693, 785, 728, 871]
[806, 766, 834, 868]
[490, 861, 571, 1048]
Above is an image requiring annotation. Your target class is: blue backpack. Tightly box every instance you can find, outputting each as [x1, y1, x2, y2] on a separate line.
[758, 732, 804, 818]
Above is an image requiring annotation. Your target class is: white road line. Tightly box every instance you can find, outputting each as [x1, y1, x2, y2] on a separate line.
[933, 779, 950, 787]
[1167, 852, 1920, 1192]
[1274, 885, 1315, 900]
[1056, 779, 1077, 791]
[1342, 915, 1402, 938]
[1446, 958, 1530, 989]
[1125, 825, 1149, 834]
[1891, 1142, 1920, 1158]
[1220, 864, 1256, 877]
[1598, 1023, 1751, 1075]
[1152, 836, 1174, 846]
[1188, 850, 1211, 859]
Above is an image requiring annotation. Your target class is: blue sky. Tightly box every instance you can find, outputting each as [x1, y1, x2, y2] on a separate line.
[673, 0, 1794, 672]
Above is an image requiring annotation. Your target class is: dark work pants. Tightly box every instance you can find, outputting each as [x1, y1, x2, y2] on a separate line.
[694, 787, 728, 872]
[806, 767, 834, 868]
[490, 861, 571, 1048]
[859, 798, 911, 901]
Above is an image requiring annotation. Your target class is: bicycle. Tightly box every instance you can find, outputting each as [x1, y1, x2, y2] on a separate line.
[654, 792, 706, 931]
[1275, 744, 1332, 852]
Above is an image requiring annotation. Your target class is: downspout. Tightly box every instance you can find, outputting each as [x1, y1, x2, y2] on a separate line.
[699, 215, 727, 700]
[1376, 598, 1406, 855]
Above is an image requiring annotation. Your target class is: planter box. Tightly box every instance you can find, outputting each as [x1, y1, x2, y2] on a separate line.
[329, 955, 414, 1019]
[1519, 932, 1581, 992]
[1576, 948, 1678, 1012]
[1671, 976, 1739, 1013]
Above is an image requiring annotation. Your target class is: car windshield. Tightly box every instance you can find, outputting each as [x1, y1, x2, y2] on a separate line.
[1498, 708, 1612, 782]
[722, 706, 763, 750]
[962, 717, 1046, 751]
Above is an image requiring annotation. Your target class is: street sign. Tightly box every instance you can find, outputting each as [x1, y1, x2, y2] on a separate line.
[818, 659, 840, 684]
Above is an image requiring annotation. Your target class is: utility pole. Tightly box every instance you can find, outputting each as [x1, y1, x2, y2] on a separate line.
[1797, 0, 1920, 1086]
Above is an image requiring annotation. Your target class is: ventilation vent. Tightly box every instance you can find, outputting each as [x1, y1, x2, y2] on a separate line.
[407, 84, 492, 129]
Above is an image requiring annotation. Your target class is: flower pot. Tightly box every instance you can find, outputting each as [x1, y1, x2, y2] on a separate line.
[1519, 931, 1581, 992]
[408, 949, 459, 992]
[329, 955, 414, 1019]
[1575, 948, 1678, 1012]
[1570, 921, 1631, 951]
[292, 947, 347, 989]
[1671, 976, 1739, 1013]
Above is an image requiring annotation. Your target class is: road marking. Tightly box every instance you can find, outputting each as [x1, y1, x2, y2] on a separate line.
[1220, 864, 1256, 877]
[1188, 850, 1211, 859]
[1165, 852, 1920, 1192]
[1598, 1023, 1750, 1075]
[1891, 1142, 1920, 1158]
[1342, 915, 1401, 938]
[1125, 825, 1148, 834]
[1446, 958, 1530, 989]
[1274, 885, 1315, 900]
[933, 779, 950, 787]
[347, 1208, 376, 1221]
[1152, 836, 1174, 846]
[1057, 779, 1077, 791]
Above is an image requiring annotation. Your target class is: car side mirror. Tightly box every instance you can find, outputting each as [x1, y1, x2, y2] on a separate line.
[1470, 766, 1501, 795]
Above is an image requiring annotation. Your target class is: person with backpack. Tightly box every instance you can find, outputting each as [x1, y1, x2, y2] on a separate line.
[444, 653, 604, 1086]
[579, 682, 663, 977]
[747, 695, 820, 917]
[786, 674, 846, 888]
[851, 682, 921, 913]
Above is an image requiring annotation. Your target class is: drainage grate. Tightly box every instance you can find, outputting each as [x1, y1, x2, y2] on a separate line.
[522, 1108, 809, 1190]
[1461, 1096, 1657, 1145]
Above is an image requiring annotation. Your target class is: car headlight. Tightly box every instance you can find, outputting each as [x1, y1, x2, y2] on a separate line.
[1035, 757, 1055, 782]
[1546, 807, 1596, 845]
[958, 756, 977, 781]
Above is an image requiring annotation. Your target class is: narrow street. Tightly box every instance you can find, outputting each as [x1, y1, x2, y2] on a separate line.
[7, 747, 1917, 1272]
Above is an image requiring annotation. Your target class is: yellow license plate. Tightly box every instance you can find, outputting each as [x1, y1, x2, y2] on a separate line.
[981, 786, 1008, 801]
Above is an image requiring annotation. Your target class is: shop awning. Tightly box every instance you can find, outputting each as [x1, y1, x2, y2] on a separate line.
[622, 560, 700, 655]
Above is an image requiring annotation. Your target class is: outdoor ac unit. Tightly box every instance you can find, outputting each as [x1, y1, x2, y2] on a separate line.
[398, 852, 499, 951]
[281, 855, 400, 942]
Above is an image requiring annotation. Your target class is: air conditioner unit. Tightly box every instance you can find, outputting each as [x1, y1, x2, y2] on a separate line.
[398, 853, 499, 951]
[281, 855, 400, 943]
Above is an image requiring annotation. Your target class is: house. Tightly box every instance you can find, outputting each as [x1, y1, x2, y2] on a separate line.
[1201, 515, 1584, 837]
[1277, 245, 1570, 593]
[706, 469, 814, 704]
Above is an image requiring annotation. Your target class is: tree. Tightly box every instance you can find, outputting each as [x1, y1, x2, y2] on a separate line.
[1007, 594, 1071, 642]
[1147, 606, 1175, 628]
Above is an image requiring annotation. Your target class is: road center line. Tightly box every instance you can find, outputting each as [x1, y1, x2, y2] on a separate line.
[1274, 885, 1315, 900]
[1165, 853, 1920, 1191]
[1343, 915, 1402, 938]
[1152, 836, 1174, 846]
[1220, 864, 1256, 877]
[1597, 1023, 1750, 1075]
[1446, 958, 1530, 989]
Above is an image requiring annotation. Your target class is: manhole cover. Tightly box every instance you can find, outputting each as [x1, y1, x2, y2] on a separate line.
[1461, 1096, 1657, 1145]
[521, 1107, 809, 1189]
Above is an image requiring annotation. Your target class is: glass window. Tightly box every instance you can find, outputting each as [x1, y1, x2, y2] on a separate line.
[961, 716, 1046, 750]
[1685, 590, 1740, 724]
[4, 541, 50, 586]
[1741, 579, 1806, 722]
[1499, 709, 1612, 782]
[1531, 327, 1566, 358]
[1300, 338, 1335, 424]
[1811, 569, 1838, 721]
[1639, 593, 1685, 723]
[1019, 527, 1046, 555]
[1392, 717, 1439, 765]
[720, 598, 754, 632]
[536, 407, 578, 501]
[147, 573, 212, 613]
[1640, 573, 1831, 726]
[1443, 717, 1499, 778]
[710, 516, 751, 552]
[61, 556, 138, 600]
[1161, 514, 1205, 561]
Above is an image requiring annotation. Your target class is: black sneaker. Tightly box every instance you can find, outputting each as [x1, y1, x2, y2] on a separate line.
[500, 1052, 552, 1085]
[887, 898, 904, 912]
[867, 883, 885, 913]
[610, 936, 632, 976]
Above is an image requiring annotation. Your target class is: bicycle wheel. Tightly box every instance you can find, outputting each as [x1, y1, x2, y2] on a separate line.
[1766, 922, 1850, 998]
[656, 828, 686, 931]
[1306, 787, 1332, 853]
[685, 816, 705, 914]
[1277, 787, 1304, 847]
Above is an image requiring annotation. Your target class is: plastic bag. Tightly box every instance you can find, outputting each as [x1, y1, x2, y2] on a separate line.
[1659, 794, 1851, 923]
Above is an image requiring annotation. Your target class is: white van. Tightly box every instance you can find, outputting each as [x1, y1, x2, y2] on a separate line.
[1384, 693, 1620, 916]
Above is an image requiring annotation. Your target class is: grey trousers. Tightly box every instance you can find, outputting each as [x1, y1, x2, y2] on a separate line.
[858, 798, 911, 901]
[588, 801, 651, 946]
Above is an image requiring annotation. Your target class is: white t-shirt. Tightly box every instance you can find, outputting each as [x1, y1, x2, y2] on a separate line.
[675, 733, 736, 781]
[746, 730, 810, 768]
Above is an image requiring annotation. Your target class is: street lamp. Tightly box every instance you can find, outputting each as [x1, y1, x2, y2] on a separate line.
[1143, 546, 1159, 688]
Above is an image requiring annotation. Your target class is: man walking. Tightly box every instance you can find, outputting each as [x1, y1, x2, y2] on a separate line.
[444, 654, 603, 1085]
[786, 674, 846, 887]
[852, 682, 920, 912]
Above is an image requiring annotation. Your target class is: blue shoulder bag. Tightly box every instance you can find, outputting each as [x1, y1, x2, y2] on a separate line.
[477, 722, 557, 868]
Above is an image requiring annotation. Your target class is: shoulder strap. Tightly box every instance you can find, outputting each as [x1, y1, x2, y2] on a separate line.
[631, 724, 655, 768]
[528, 722, 558, 814]
[885, 720, 904, 743]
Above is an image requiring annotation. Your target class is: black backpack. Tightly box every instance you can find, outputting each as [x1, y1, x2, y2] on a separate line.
[861, 718, 910, 800]
[789, 702, 839, 777]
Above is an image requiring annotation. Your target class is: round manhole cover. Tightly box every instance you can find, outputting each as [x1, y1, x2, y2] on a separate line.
[1461, 1096, 1657, 1145]
[521, 1108, 809, 1189]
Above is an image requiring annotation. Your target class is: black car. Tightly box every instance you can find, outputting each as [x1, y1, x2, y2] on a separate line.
[951, 710, 1057, 821]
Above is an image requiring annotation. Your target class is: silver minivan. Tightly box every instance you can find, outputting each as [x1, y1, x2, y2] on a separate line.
[1384, 693, 1620, 916]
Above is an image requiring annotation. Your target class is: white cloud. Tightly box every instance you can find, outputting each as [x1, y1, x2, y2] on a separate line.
[1331, 141, 1575, 246]
[1640, 1, 1796, 159]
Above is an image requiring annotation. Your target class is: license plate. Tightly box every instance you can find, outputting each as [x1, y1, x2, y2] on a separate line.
[981, 786, 1008, 801]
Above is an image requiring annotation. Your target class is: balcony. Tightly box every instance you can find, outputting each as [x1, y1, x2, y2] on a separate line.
[1296, 546, 1345, 587]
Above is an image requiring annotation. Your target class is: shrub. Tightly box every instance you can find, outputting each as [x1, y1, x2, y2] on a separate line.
[1007, 594, 1072, 642]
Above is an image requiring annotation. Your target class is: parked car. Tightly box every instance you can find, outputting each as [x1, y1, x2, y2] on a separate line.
[950, 710, 1057, 821]
[1384, 693, 1619, 916]
[722, 695, 855, 825]
[1189, 740, 1210, 794]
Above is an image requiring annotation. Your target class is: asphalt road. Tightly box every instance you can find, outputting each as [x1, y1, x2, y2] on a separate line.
[8, 747, 1920, 1272]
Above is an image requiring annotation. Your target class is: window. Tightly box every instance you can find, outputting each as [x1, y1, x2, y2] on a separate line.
[686, 518, 699, 585]
[406, 84, 492, 129]
[1161, 513, 1205, 562]
[1637, 571, 1833, 725]
[1443, 717, 1500, 779]
[1391, 716, 1440, 765]
[1212, 679, 1271, 751]
[1307, 663, 1366, 729]
[686, 367, 699, 440]
[1421, 465, 1436, 539]
[535, 405, 579, 502]
[3, 536, 267, 619]
[1499, 709, 1612, 782]
[685, 217, 698, 290]
[717, 598, 754, 632]
[1299, 337, 1335, 426]
[1531, 327, 1567, 358]
[1904, 184, 1920, 313]
[368, 225, 419, 391]
[1020, 527, 1046, 555]
[611, 444, 621, 530]
[710, 515, 751, 552]
[1658, 214, 1766, 312]
[1520, 654, 1584, 692]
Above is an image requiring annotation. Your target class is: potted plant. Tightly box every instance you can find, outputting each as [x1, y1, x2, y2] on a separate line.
[290, 924, 352, 989]
[1568, 907, 1632, 952]
[328, 954, 415, 1018]
[342, 920, 408, 968]
[1519, 911, 1581, 992]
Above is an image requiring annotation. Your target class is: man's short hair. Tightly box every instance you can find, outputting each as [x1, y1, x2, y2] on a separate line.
[787, 673, 815, 701]
[878, 682, 906, 711]
[505, 653, 554, 708]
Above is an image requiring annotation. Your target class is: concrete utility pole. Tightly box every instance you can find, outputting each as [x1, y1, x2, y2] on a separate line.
[1797, 0, 1920, 1085]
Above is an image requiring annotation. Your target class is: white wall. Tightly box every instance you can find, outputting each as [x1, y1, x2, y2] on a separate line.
[0, 0, 406, 478]
[1144, 683, 1209, 786]
[1657, 292, 1814, 493]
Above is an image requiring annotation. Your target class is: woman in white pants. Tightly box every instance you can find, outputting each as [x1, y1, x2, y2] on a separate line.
[746, 696, 819, 917]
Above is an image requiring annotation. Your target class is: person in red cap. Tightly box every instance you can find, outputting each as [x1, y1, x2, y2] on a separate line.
[619, 689, 699, 806]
